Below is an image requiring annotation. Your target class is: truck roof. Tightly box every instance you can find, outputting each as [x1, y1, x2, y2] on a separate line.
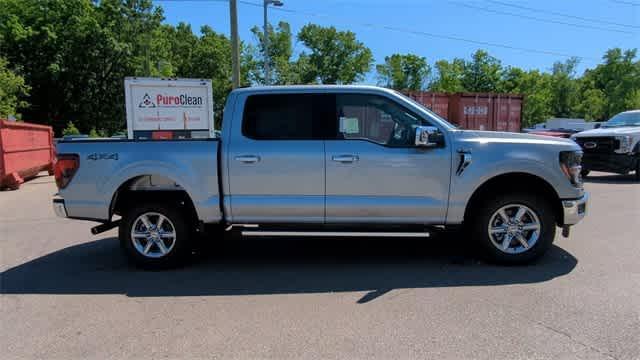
[230, 84, 396, 95]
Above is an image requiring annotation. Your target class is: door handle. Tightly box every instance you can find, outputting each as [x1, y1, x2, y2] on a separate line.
[332, 155, 359, 163]
[235, 155, 260, 163]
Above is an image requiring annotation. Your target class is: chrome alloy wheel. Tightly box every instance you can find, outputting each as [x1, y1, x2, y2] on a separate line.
[488, 204, 541, 254]
[130, 212, 176, 258]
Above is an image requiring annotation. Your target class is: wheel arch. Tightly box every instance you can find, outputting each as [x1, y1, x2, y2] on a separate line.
[109, 174, 199, 226]
[463, 172, 564, 226]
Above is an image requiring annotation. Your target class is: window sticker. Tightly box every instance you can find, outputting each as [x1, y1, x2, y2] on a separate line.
[340, 117, 360, 134]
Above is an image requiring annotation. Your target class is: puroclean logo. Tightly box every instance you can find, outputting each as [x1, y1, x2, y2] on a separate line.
[156, 93, 204, 107]
[138, 93, 156, 108]
[138, 92, 204, 108]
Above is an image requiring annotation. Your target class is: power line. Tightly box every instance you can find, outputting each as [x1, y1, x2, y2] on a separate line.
[152, 0, 599, 61]
[448, 1, 633, 34]
[237, 0, 598, 61]
[486, 0, 639, 29]
[610, 0, 640, 6]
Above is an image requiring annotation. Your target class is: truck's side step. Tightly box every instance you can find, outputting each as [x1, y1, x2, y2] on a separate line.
[240, 231, 430, 238]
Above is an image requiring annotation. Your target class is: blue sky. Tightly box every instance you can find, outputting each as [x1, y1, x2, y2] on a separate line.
[157, 0, 639, 82]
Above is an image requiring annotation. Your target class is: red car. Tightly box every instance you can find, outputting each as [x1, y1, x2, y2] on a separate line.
[528, 129, 578, 138]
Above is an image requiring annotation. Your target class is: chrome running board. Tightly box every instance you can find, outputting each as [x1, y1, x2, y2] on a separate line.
[240, 231, 430, 238]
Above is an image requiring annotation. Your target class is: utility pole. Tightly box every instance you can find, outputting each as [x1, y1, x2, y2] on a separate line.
[263, 0, 283, 85]
[263, 3, 269, 85]
[230, 0, 240, 89]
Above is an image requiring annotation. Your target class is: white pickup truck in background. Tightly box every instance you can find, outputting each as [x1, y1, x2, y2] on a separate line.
[572, 110, 640, 180]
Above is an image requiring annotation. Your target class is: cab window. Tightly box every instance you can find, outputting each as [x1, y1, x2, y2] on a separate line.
[335, 94, 428, 147]
[242, 94, 336, 140]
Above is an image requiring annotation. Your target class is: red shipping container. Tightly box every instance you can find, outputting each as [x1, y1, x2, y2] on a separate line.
[404, 92, 449, 119]
[492, 95, 523, 132]
[0, 119, 55, 190]
[403, 91, 523, 131]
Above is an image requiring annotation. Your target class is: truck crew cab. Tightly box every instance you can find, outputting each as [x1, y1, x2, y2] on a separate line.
[53, 86, 588, 269]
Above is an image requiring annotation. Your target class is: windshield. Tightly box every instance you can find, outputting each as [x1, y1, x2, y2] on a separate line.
[602, 112, 640, 128]
[393, 90, 458, 129]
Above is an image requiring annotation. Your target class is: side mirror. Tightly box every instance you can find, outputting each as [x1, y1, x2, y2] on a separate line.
[415, 126, 444, 147]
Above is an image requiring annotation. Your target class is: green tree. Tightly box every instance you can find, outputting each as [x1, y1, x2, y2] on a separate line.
[163, 22, 198, 75]
[500, 67, 553, 127]
[162, 23, 253, 126]
[97, 0, 166, 77]
[461, 50, 503, 92]
[296, 24, 373, 84]
[189, 26, 231, 126]
[147, 25, 175, 77]
[429, 59, 465, 92]
[0, 57, 29, 118]
[62, 121, 80, 136]
[248, 21, 297, 85]
[573, 76, 606, 121]
[91, 0, 167, 131]
[625, 89, 640, 109]
[88, 127, 107, 137]
[579, 48, 639, 118]
[1, 0, 101, 133]
[549, 57, 580, 118]
[376, 53, 430, 91]
[0, 0, 166, 135]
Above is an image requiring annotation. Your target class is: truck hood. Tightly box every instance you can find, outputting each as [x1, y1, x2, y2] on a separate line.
[455, 130, 577, 147]
[573, 126, 640, 137]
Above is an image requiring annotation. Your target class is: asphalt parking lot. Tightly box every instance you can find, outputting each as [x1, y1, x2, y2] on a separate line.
[1, 173, 639, 359]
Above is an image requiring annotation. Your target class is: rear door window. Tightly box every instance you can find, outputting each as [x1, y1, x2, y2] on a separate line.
[242, 94, 336, 140]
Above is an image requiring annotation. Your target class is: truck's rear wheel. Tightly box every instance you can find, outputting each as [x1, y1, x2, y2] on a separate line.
[119, 202, 191, 269]
[469, 193, 556, 265]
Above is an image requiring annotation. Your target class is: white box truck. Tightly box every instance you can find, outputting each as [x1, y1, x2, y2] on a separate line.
[124, 77, 215, 140]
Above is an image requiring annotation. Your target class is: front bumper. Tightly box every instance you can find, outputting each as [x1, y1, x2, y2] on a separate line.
[582, 153, 638, 174]
[52, 198, 68, 218]
[562, 193, 588, 226]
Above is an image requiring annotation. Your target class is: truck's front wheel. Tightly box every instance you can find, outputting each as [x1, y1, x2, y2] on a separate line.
[120, 202, 191, 269]
[469, 193, 556, 265]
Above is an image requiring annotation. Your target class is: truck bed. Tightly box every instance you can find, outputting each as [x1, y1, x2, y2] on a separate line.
[55, 139, 222, 223]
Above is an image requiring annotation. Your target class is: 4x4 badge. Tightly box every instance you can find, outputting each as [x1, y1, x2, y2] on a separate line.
[87, 153, 118, 161]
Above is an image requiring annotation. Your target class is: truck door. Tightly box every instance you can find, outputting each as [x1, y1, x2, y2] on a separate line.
[226, 93, 335, 223]
[325, 93, 451, 224]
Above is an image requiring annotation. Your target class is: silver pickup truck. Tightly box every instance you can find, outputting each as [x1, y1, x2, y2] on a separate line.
[53, 85, 588, 268]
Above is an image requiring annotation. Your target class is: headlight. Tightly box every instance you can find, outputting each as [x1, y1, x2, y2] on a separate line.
[614, 135, 632, 154]
[559, 151, 583, 188]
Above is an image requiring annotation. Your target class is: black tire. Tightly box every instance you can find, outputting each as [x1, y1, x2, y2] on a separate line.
[119, 202, 192, 269]
[468, 192, 556, 265]
[635, 158, 640, 182]
[580, 169, 590, 177]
